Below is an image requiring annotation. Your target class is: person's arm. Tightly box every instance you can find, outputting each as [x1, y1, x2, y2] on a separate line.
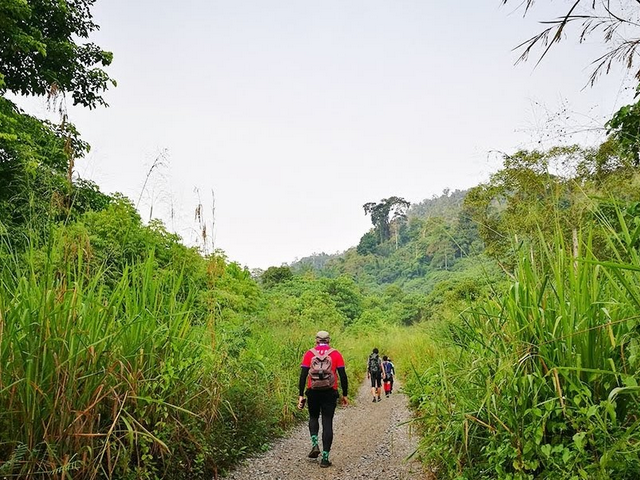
[337, 367, 348, 397]
[299, 366, 309, 396]
[298, 350, 313, 407]
[337, 366, 349, 406]
[380, 358, 386, 379]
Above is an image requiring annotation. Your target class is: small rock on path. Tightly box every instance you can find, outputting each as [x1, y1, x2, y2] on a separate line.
[224, 378, 429, 480]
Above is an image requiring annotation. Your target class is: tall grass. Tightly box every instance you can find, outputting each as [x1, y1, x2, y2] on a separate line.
[406, 218, 640, 479]
[0, 244, 219, 478]
[0, 239, 310, 479]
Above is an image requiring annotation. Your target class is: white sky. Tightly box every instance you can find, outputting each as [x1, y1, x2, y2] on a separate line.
[14, 0, 636, 269]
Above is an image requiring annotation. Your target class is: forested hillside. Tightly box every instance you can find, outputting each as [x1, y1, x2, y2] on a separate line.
[296, 189, 478, 283]
[290, 189, 502, 326]
[4, 1, 640, 480]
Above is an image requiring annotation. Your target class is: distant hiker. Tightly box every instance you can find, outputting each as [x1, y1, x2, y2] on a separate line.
[382, 355, 395, 397]
[298, 330, 349, 468]
[367, 347, 384, 402]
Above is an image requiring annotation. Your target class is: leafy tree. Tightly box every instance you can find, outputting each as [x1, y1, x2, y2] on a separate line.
[261, 265, 294, 288]
[68, 178, 112, 217]
[1, 0, 115, 240]
[409, 189, 467, 219]
[605, 95, 640, 167]
[363, 196, 411, 244]
[463, 149, 568, 261]
[320, 276, 363, 323]
[0, 96, 91, 241]
[463, 144, 640, 264]
[208, 261, 263, 318]
[356, 230, 378, 255]
[453, 207, 482, 256]
[0, 0, 115, 108]
[290, 252, 334, 271]
[397, 294, 424, 325]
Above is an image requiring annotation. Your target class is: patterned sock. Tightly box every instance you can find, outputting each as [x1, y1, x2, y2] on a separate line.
[311, 435, 319, 447]
[321, 451, 330, 461]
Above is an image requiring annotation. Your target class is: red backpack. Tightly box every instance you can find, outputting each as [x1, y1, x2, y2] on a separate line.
[309, 347, 335, 390]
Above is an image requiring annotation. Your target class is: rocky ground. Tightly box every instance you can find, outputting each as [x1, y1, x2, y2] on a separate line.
[224, 379, 431, 480]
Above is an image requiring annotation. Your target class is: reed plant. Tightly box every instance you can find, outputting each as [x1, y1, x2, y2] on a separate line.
[0, 242, 221, 478]
[0, 236, 317, 479]
[406, 214, 640, 479]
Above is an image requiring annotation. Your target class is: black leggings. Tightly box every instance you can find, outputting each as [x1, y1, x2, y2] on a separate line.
[306, 389, 338, 452]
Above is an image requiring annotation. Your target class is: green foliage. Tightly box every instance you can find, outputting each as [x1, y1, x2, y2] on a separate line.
[0, 250, 212, 478]
[0, 230, 300, 478]
[7, 8, 640, 476]
[261, 265, 294, 288]
[321, 276, 363, 322]
[362, 196, 411, 244]
[206, 257, 263, 320]
[356, 230, 378, 255]
[0, 0, 115, 108]
[0, 96, 94, 242]
[292, 143, 640, 479]
[405, 216, 640, 479]
[606, 96, 640, 167]
[262, 273, 368, 335]
[300, 189, 486, 293]
[463, 146, 640, 266]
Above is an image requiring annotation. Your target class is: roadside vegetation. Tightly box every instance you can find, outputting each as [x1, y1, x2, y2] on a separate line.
[4, 1, 640, 479]
[402, 198, 640, 479]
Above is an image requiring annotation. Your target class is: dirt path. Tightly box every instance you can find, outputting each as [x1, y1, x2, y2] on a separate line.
[224, 379, 429, 480]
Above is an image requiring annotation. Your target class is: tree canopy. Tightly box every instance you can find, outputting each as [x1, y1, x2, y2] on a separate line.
[362, 196, 411, 244]
[0, 0, 115, 241]
[0, 0, 115, 108]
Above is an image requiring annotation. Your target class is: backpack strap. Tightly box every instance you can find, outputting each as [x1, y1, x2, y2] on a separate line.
[312, 347, 334, 359]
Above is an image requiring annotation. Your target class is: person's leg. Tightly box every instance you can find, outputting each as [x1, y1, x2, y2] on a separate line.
[319, 391, 338, 452]
[307, 391, 321, 457]
[370, 375, 377, 401]
[319, 390, 338, 467]
[375, 374, 382, 400]
[390, 375, 394, 393]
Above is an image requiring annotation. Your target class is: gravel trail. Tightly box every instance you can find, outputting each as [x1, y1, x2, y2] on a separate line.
[225, 379, 429, 480]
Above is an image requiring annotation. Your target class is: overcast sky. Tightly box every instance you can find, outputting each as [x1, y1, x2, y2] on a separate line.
[16, 0, 635, 269]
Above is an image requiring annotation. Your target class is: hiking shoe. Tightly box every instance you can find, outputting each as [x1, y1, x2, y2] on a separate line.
[377, 396, 382, 402]
[320, 451, 331, 468]
[372, 397, 377, 403]
[308, 444, 320, 458]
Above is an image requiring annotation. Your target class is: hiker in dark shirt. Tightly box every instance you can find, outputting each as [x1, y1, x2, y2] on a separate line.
[367, 348, 384, 402]
[382, 355, 395, 396]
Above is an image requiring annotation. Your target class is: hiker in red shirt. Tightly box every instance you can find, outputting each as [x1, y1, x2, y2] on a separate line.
[298, 330, 349, 468]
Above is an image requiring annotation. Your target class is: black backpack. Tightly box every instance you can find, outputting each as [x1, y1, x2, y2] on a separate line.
[368, 353, 380, 374]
